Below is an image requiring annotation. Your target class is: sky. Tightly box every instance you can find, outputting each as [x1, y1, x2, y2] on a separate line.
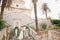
[24, 0, 60, 19]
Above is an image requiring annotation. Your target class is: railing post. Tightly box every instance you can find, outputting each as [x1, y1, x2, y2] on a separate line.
[48, 30, 52, 40]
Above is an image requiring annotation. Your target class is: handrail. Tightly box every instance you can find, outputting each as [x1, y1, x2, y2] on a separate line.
[50, 30, 60, 34]
[49, 30, 60, 40]
[28, 27, 38, 40]
[29, 27, 37, 34]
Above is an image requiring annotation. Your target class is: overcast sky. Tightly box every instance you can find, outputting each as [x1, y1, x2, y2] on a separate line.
[24, 0, 60, 19]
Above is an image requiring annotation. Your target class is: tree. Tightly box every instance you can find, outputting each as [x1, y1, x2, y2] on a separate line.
[1, 0, 7, 17]
[42, 3, 51, 19]
[32, 0, 39, 31]
[1, 0, 12, 39]
[0, 0, 12, 19]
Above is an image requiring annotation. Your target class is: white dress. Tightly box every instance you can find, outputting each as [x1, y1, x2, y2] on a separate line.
[17, 27, 26, 40]
[15, 29, 18, 37]
[17, 29, 23, 40]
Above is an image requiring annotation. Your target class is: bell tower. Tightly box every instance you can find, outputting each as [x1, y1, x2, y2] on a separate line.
[12, 0, 25, 8]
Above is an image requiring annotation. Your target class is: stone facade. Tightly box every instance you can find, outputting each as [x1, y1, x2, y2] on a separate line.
[0, 0, 32, 28]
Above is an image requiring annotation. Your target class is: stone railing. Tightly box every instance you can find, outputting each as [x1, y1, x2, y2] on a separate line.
[51, 30, 60, 40]
[0, 27, 13, 40]
[29, 27, 37, 40]
[29, 28, 60, 40]
[29, 27, 48, 40]
[0, 28, 6, 40]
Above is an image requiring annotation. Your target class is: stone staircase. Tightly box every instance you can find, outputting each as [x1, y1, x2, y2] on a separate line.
[1, 26, 60, 40]
[28, 27, 60, 40]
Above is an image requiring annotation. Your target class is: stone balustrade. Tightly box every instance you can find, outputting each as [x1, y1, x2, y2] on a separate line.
[29, 27, 48, 40]
[0, 27, 60, 40]
[29, 27, 37, 40]
[0, 28, 6, 40]
[29, 28, 60, 40]
[51, 30, 60, 40]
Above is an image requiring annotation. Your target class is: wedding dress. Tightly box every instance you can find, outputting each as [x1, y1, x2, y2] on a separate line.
[17, 29, 23, 40]
[15, 29, 18, 37]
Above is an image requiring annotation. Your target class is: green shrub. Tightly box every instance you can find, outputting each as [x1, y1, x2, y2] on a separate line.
[41, 22, 47, 30]
[51, 20, 60, 27]
[0, 19, 5, 30]
[25, 24, 35, 30]
[25, 24, 30, 29]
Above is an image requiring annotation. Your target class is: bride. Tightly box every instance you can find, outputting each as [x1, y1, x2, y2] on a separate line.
[17, 26, 26, 40]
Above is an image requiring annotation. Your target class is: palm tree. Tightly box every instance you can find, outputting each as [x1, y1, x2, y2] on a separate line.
[0, 0, 6, 19]
[0, 0, 12, 19]
[1, 0, 12, 39]
[42, 3, 51, 19]
[32, 0, 39, 31]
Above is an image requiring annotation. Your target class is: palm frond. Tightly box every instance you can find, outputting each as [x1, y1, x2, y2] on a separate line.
[42, 3, 51, 19]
